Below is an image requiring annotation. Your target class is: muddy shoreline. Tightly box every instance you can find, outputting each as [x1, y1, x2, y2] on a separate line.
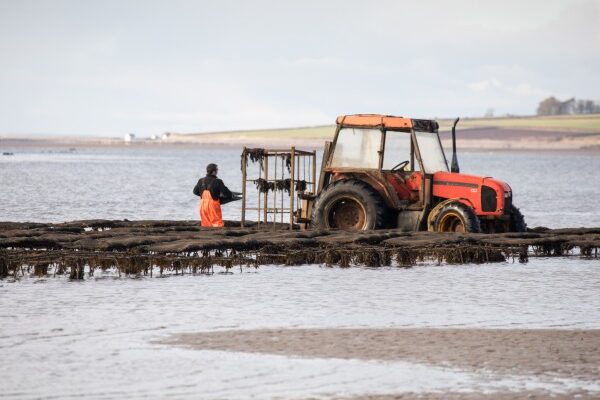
[166, 327, 600, 398]
[168, 328, 600, 381]
[2, 126, 600, 151]
[340, 392, 597, 399]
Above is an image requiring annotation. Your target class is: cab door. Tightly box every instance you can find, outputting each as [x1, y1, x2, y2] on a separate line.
[382, 130, 422, 204]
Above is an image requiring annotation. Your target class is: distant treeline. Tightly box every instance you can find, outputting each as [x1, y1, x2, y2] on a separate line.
[537, 97, 600, 116]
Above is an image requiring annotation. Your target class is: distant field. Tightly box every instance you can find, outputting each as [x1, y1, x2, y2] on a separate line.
[437, 114, 600, 132]
[183, 114, 600, 140]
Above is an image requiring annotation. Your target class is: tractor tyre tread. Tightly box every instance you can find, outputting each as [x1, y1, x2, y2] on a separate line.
[433, 202, 481, 233]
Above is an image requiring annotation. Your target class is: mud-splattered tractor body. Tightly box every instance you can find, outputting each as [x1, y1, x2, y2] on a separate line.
[303, 114, 526, 233]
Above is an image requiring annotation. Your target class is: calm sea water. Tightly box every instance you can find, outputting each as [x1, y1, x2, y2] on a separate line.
[1, 145, 599, 399]
[1, 145, 599, 227]
[1, 260, 600, 399]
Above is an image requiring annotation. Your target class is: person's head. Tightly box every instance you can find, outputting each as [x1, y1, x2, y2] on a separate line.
[206, 163, 218, 176]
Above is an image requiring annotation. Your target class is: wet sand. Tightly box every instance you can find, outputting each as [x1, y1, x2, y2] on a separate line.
[340, 392, 595, 399]
[168, 328, 600, 397]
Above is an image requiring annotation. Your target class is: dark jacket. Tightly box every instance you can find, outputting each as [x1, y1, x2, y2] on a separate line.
[193, 175, 233, 202]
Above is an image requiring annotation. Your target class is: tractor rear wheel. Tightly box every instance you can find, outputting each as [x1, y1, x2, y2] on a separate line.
[311, 179, 386, 230]
[433, 202, 481, 233]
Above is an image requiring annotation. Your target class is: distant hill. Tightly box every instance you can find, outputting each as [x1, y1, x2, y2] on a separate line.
[436, 114, 600, 132]
[168, 114, 600, 150]
[178, 114, 600, 141]
[5, 114, 597, 151]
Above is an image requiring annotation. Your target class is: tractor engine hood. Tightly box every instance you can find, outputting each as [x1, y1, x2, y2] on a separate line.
[432, 171, 512, 216]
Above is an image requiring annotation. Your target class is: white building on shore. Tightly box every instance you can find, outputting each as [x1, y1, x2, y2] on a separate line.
[124, 133, 135, 143]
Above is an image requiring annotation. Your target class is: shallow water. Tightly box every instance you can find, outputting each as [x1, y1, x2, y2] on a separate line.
[1, 146, 599, 227]
[1, 259, 600, 398]
[1, 146, 599, 398]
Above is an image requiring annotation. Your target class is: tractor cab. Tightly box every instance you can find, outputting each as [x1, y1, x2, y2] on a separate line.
[307, 114, 526, 233]
[323, 115, 445, 215]
[328, 115, 445, 173]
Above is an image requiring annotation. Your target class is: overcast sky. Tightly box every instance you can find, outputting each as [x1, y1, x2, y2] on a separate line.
[1, 0, 599, 136]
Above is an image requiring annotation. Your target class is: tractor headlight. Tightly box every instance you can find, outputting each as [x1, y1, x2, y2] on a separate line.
[503, 191, 513, 214]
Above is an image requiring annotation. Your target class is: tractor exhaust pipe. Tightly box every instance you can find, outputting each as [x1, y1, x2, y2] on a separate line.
[451, 117, 460, 173]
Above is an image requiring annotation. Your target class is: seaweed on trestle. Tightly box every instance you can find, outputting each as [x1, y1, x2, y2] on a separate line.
[255, 178, 297, 193]
[254, 178, 274, 193]
[275, 179, 292, 193]
[284, 154, 292, 172]
[295, 180, 307, 192]
[247, 148, 266, 164]
[0, 221, 598, 279]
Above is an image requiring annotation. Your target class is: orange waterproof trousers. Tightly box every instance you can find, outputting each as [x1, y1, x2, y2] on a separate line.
[199, 190, 224, 227]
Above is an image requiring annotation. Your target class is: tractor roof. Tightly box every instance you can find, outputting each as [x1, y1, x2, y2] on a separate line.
[336, 114, 439, 132]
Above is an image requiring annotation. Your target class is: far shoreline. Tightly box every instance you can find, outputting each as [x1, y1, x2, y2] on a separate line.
[1, 135, 599, 152]
[3, 114, 600, 152]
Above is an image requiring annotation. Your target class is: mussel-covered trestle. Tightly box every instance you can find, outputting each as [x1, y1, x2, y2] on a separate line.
[0, 220, 598, 279]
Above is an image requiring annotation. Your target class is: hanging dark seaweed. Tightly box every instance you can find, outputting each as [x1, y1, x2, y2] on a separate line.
[275, 179, 292, 193]
[254, 178, 274, 193]
[247, 148, 266, 164]
[295, 180, 307, 192]
[284, 154, 292, 172]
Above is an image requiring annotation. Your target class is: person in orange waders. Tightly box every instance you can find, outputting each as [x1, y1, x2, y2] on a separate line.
[193, 163, 233, 227]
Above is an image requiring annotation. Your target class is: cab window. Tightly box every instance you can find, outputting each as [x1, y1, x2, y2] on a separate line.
[414, 131, 448, 173]
[330, 128, 381, 169]
[383, 131, 417, 171]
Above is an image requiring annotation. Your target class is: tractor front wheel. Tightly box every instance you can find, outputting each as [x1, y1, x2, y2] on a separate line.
[508, 205, 527, 232]
[433, 202, 481, 233]
[311, 179, 386, 230]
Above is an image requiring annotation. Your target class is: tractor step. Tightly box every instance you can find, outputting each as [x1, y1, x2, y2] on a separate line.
[298, 193, 316, 200]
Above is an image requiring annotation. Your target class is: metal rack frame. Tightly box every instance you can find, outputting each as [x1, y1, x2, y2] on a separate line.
[241, 147, 316, 229]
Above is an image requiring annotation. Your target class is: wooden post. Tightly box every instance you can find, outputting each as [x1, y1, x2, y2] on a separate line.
[312, 150, 317, 195]
[263, 153, 268, 224]
[241, 148, 247, 228]
[273, 152, 277, 223]
[257, 154, 261, 225]
[281, 156, 284, 224]
[290, 147, 295, 229]
[318, 141, 331, 194]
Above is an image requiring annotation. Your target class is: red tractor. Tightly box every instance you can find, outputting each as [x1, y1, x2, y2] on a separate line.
[303, 114, 526, 233]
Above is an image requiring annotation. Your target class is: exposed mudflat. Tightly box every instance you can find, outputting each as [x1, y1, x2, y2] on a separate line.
[169, 328, 600, 381]
[339, 392, 598, 400]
